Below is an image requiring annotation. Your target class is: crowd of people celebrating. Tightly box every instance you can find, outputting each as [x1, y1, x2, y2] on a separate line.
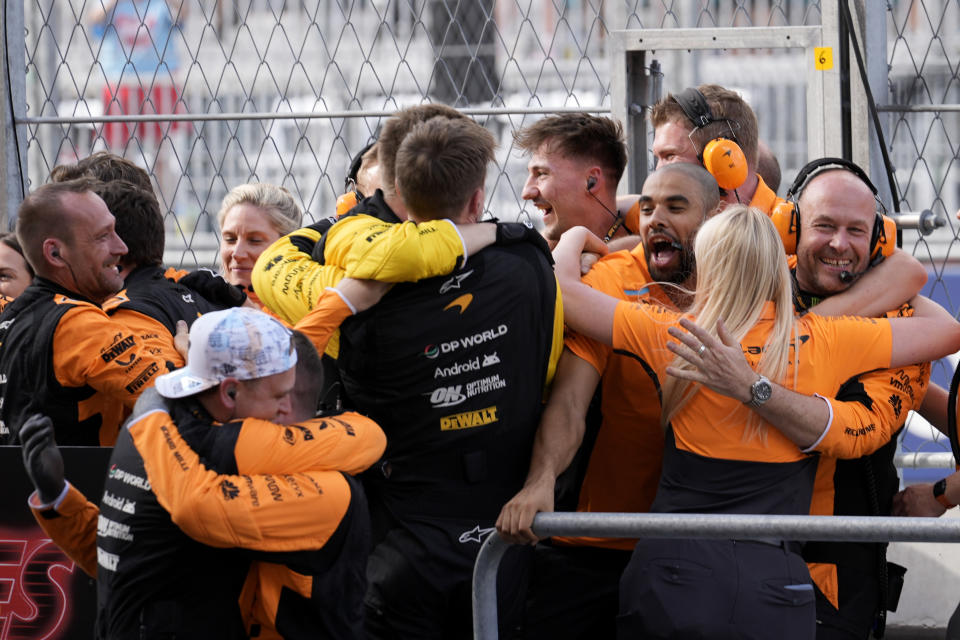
[3, 84, 959, 640]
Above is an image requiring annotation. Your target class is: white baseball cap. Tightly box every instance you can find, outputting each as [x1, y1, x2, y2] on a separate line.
[155, 307, 297, 399]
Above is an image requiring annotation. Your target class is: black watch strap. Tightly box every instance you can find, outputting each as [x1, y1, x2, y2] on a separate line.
[934, 478, 957, 509]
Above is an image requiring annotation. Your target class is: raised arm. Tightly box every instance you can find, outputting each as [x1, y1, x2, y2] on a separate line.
[553, 226, 616, 344]
[251, 223, 345, 325]
[21, 414, 99, 577]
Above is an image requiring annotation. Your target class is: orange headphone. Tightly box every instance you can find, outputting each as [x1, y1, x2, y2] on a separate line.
[770, 157, 896, 261]
[672, 87, 748, 193]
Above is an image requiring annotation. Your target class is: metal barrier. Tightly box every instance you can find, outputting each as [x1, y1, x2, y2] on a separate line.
[472, 511, 960, 640]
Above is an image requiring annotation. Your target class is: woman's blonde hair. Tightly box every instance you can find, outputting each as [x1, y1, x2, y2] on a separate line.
[659, 205, 797, 440]
[216, 183, 303, 236]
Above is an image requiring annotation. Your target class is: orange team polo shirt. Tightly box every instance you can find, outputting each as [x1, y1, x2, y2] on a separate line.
[556, 244, 673, 550]
[611, 300, 894, 464]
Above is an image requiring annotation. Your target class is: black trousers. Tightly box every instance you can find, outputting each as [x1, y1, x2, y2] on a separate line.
[522, 542, 632, 640]
[363, 519, 528, 640]
[618, 538, 815, 640]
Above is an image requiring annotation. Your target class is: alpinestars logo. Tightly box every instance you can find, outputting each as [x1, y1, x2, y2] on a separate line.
[439, 270, 474, 294]
[458, 525, 496, 543]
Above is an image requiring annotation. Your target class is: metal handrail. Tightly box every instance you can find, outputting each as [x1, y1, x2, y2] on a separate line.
[16, 106, 611, 126]
[472, 512, 960, 640]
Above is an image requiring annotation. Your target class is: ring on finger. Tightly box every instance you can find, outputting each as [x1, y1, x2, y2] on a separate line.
[697, 344, 707, 357]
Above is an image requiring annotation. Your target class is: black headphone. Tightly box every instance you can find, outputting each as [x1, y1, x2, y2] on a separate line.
[586, 176, 597, 190]
[771, 157, 895, 260]
[227, 388, 236, 399]
[672, 88, 749, 192]
[337, 140, 377, 217]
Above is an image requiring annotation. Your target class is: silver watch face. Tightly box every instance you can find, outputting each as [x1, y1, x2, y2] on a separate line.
[751, 377, 773, 404]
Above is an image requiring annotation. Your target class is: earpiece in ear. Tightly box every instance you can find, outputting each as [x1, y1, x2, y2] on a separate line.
[227, 389, 237, 400]
[586, 176, 597, 191]
[52, 249, 60, 257]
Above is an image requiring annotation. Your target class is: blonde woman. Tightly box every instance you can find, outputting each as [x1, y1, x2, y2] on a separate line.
[217, 183, 303, 306]
[554, 205, 960, 640]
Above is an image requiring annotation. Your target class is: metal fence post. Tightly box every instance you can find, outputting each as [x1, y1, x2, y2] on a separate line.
[472, 532, 511, 640]
[862, 0, 893, 208]
[473, 512, 960, 639]
[1, 0, 27, 228]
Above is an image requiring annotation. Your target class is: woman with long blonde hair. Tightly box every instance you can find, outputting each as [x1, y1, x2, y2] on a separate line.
[554, 204, 960, 639]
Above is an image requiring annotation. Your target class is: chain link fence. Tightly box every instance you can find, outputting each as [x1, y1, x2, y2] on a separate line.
[5, 0, 960, 466]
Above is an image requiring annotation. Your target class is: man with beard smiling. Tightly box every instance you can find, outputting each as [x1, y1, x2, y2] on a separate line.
[0, 178, 170, 446]
[497, 162, 719, 639]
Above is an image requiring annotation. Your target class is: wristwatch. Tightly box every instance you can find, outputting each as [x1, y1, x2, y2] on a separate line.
[933, 478, 957, 509]
[745, 375, 773, 408]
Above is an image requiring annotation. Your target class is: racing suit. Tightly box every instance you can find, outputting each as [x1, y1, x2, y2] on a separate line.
[326, 236, 563, 637]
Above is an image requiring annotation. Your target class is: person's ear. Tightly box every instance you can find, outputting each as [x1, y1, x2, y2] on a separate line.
[43, 239, 65, 264]
[219, 379, 240, 408]
[468, 187, 484, 222]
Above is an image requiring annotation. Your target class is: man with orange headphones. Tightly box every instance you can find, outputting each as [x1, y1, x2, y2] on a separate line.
[649, 84, 780, 211]
[778, 160, 929, 640]
[671, 157, 932, 639]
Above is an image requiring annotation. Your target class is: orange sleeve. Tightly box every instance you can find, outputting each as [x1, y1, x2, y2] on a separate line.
[52, 303, 167, 408]
[804, 314, 894, 376]
[131, 411, 353, 551]
[293, 288, 354, 355]
[611, 300, 676, 371]
[815, 361, 930, 458]
[29, 483, 99, 577]
[567, 249, 649, 374]
[109, 308, 185, 369]
[233, 412, 386, 476]
[564, 330, 610, 376]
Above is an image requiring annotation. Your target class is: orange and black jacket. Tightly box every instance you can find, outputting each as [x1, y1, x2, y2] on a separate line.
[101, 264, 234, 369]
[94, 389, 385, 640]
[798, 298, 931, 614]
[0, 277, 169, 446]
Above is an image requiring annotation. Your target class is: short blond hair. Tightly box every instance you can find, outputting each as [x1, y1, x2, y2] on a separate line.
[217, 183, 303, 236]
